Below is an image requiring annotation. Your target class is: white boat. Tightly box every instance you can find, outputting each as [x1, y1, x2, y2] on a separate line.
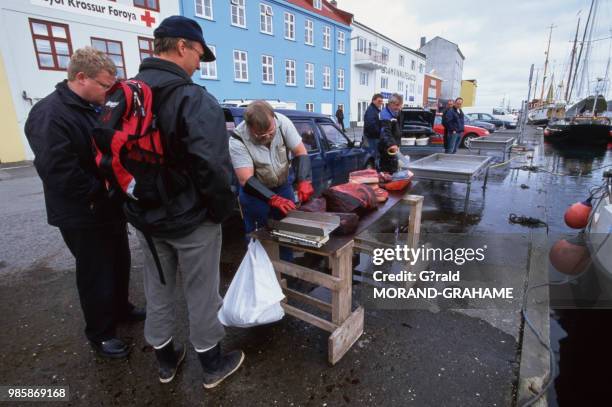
[586, 175, 612, 277]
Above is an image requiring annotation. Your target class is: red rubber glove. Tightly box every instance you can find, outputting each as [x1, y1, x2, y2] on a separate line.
[268, 195, 296, 215]
[296, 181, 314, 203]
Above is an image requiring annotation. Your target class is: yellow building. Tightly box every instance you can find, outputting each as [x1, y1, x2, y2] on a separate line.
[0, 50, 25, 163]
[460, 79, 478, 107]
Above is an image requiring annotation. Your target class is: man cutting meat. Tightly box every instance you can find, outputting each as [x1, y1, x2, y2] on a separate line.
[230, 100, 314, 235]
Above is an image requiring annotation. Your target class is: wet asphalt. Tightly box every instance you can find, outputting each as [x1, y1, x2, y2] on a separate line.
[0, 126, 610, 406]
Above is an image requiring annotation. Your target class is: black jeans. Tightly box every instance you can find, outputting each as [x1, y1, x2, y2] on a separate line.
[60, 224, 132, 342]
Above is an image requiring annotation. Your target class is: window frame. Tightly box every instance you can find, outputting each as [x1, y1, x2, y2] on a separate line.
[284, 12, 295, 40]
[259, 3, 273, 35]
[29, 18, 73, 72]
[305, 62, 315, 88]
[322, 65, 331, 89]
[292, 120, 320, 153]
[285, 59, 296, 86]
[318, 122, 350, 150]
[359, 71, 368, 86]
[195, 0, 214, 20]
[337, 68, 345, 90]
[138, 36, 154, 62]
[337, 31, 345, 54]
[90, 36, 127, 79]
[231, 0, 246, 28]
[200, 45, 217, 79]
[305, 102, 314, 112]
[381, 75, 388, 90]
[261, 54, 275, 84]
[322, 25, 331, 50]
[313, 0, 322, 10]
[233, 49, 249, 82]
[133, 0, 160, 12]
[304, 19, 314, 46]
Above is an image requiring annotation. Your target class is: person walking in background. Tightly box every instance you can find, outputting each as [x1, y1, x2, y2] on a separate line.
[363, 93, 384, 168]
[335, 105, 345, 132]
[444, 97, 465, 154]
[441, 99, 453, 151]
[24, 47, 145, 360]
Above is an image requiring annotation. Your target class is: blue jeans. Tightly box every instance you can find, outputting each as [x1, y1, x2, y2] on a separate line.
[239, 181, 294, 260]
[365, 137, 380, 167]
[446, 132, 462, 154]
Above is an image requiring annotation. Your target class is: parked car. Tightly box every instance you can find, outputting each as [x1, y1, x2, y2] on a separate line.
[433, 114, 490, 148]
[223, 107, 373, 195]
[464, 116, 496, 133]
[400, 107, 437, 138]
[462, 106, 518, 128]
[465, 112, 506, 129]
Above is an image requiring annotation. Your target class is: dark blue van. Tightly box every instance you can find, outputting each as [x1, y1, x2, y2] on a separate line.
[223, 107, 373, 195]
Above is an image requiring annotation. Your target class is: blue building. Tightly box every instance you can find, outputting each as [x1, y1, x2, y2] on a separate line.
[179, 0, 352, 123]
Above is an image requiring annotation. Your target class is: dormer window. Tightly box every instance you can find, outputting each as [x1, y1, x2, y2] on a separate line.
[313, 0, 322, 10]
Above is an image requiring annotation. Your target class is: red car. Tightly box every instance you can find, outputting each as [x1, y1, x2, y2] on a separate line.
[432, 114, 490, 148]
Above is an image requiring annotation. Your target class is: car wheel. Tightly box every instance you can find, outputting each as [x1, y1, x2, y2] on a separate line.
[462, 133, 478, 148]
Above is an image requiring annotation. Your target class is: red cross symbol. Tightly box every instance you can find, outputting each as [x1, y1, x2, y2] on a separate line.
[141, 11, 156, 27]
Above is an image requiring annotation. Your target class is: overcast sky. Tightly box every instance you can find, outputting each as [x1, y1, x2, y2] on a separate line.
[345, 0, 612, 108]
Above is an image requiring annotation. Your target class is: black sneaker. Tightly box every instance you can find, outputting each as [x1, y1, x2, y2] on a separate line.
[90, 338, 130, 359]
[197, 344, 245, 389]
[154, 340, 186, 384]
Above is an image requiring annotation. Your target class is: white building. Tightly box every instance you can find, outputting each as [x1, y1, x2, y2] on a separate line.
[0, 0, 179, 160]
[350, 20, 425, 126]
[418, 36, 464, 101]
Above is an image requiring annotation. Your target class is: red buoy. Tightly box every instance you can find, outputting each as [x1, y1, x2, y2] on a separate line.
[564, 198, 592, 229]
[549, 239, 591, 275]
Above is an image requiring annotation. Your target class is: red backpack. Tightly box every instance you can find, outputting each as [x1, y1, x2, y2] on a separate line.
[92, 78, 189, 206]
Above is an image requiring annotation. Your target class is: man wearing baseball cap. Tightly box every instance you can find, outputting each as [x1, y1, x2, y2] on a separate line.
[128, 15, 243, 388]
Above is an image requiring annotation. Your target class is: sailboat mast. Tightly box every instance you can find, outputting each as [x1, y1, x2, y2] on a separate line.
[565, 16, 580, 101]
[569, 0, 595, 102]
[540, 24, 556, 101]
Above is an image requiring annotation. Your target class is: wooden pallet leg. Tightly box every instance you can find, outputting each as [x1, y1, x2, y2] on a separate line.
[260, 239, 281, 283]
[403, 194, 424, 248]
[330, 243, 353, 325]
[328, 306, 364, 365]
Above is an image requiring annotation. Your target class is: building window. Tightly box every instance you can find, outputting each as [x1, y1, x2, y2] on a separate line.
[322, 66, 330, 89]
[337, 68, 345, 90]
[91, 37, 126, 78]
[357, 101, 367, 121]
[138, 36, 154, 62]
[313, 0, 322, 9]
[304, 19, 314, 45]
[285, 59, 296, 86]
[133, 0, 159, 12]
[233, 49, 248, 81]
[305, 63, 314, 87]
[306, 102, 314, 112]
[359, 71, 368, 86]
[200, 45, 217, 79]
[337, 31, 345, 54]
[356, 37, 366, 52]
[231, 0, 246, 28]
[284, 12, 295, 40]
[419, 63, 424, 73]
[399, 54, 405, 67]
[195, 0, 213, 20]
[323, 26, 331, 50]
[29, 19, 73, 71]
[381, 47, 389, 64]
[261, 54, 274, 84]
[411, 60, 416, 70]
[381, 76, 388, 90]
[259, 3, 273, 35]
[398, 80, 404, 93]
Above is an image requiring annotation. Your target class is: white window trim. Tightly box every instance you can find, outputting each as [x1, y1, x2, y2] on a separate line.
[305, 62, 314, 88]
[233, 49, 249, 82]
[323, 26, 331, 50]
[261, 54, 274, 84]
[284, 12, 295, 41]
[285, 59, 296, 86]
[337, 31, 345, 54]
[322, 65, 330, 89]
[195, 0, 214, 20]
[231, 0, 246, 28]
[313, 0, 322, 10]
[306, 102, 314, 112]
[200, 44, 217, 79]
[259, 3, 273, 35]
[337, 68, 345, 90]
[304, 19, 314, 46]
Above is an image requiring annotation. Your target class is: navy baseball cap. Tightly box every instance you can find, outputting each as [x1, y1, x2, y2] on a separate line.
[154, 15, 215, 62]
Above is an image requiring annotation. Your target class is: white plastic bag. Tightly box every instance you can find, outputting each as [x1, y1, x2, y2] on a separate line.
[218, 239, 285, 327]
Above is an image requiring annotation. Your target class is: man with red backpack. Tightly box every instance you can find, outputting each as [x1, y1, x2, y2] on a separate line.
[95, 16, 244, 388]
[24, 47, 145, 360]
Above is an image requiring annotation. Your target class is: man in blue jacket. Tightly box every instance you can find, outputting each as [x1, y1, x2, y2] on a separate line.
[444, 97, 465, 154]
[440, 99, 453, 151]
[363, 93, 383, 167]
[378, 93, 404, 173]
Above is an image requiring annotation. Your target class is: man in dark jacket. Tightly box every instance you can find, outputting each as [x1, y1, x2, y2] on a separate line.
[127, 16, 243, 388]
[440, 99, 453, 151]
[363, 93, 383, 167]
[378, 93, 403, 173]
[24, 47, 144, 359]
[335, 105, 345, 131]
[444, 97, 465, 154]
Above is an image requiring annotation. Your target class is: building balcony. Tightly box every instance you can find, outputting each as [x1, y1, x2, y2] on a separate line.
[353, 49, 387, 70]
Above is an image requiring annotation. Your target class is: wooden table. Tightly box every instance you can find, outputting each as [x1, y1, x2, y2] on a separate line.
[252, 190, 424, 365]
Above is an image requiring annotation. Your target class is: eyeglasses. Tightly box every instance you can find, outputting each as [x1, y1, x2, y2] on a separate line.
[183, 40, 205, 61]
[252, 122, 276, 139]
[90, 77, 115, 91]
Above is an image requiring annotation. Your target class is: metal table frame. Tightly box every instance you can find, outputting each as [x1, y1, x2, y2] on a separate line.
[468, 135, 516, 161]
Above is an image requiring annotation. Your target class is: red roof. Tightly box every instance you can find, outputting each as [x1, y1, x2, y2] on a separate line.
[285, 0, 353, 26]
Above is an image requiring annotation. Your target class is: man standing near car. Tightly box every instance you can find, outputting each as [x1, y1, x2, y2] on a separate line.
[24, 47, 145, 359]
[445, 97, 465, 154]
[363, 93, 384, 168]
[335, 105, 345, 132]
[441, 99, 454, 151]
[378, 93, 404, 173]
[128, 16, 243, 388]
[230, 100, 314, 235]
